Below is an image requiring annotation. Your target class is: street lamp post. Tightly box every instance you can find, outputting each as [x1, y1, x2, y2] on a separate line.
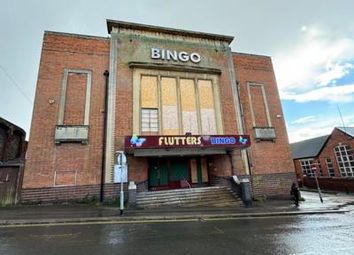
[312, 162, 323, 203]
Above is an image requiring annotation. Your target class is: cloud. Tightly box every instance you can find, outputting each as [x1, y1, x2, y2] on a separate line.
[282, 84, 354, 103]
[273, 25, 354, 103]
[287, 113, 354, 143]
[291, 115, 317, 124]
[316, 63, 354, 86]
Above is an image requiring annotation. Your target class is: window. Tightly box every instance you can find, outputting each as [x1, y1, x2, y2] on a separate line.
[326, 158, 335, 177]
[135, 70, 222, 136]
[334, 144, 354, 177]
[300, 159, 314, 177]
[141, 108, 159, 135]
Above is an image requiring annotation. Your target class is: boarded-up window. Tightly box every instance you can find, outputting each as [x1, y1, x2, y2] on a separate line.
[198, 80, 217, 134]
[180, 79, 198, 134]
[141, 75, 159, 135]
[161, 77, 179, 135]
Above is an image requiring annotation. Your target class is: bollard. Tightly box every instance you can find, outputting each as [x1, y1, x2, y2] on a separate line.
[240, 178, 253, 207]
[128, 181, 137, 207]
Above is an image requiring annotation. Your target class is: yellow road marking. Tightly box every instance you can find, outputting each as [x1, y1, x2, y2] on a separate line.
[0, 214, 302, 228]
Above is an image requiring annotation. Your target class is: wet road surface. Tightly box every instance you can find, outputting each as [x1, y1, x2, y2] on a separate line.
[0, 207, 353, 255]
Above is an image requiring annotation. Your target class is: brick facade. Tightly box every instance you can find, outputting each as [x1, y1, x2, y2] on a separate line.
[23, 20, 294, 203]
[293, 128, 354, 191]
[23, 32, 109, 190]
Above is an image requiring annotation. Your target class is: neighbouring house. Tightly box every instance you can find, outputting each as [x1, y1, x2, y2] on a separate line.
[22, 19, 295, 204]
[0, 117, 27, 205]
[291, 127, 354, 193]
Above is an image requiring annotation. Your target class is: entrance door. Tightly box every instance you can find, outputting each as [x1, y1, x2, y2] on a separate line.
[148, 159, 168, 188]
[169, 158, 189, 189]
[148, 158, 190, 190]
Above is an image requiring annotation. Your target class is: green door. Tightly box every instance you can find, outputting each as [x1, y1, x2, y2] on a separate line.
[170, 159, 189, 181]
[149, 159, 168, 187]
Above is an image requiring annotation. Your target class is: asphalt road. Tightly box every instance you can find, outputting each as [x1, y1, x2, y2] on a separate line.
[1, 207, 354, 255]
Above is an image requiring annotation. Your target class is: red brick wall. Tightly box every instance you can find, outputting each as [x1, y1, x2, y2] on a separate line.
[64, 73, 87, 125]
[24, 30, 295, 201]
[252, 172, 296, 198]
[23, 32, 109, 189]
[317, 128, 354, 177]
[294, 158, 306, 182]
[233, 53, 294, 175]
[249, 85, 268, 127]
[21, 183, 127, 204]
[303, 177, 354, 193]
[294, 128, 354, 183]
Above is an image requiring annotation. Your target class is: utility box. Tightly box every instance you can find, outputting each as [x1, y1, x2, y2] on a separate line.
[240, 178, 252, 207]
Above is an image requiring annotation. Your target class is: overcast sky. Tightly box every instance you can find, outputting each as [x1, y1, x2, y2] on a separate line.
[1, 0, 354, 142]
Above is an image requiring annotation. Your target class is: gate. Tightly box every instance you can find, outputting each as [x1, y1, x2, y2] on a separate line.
[0, 165, 23, 206]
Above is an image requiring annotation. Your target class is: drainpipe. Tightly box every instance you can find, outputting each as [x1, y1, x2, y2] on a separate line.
[100, 70, 110, 203]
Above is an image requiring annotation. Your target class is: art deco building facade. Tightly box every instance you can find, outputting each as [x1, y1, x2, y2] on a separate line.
[22, 20, 294, 203]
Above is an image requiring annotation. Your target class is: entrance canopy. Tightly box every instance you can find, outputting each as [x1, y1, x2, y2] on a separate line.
[125, 134, 250, 157]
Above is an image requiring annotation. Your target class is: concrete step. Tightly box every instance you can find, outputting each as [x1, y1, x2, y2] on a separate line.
[136, 186, 242, 209]
[136, 192, 238, 204]
[137, 186, 229, 196]
[136, 186, 230, 198]
[136, 197, 241, 206]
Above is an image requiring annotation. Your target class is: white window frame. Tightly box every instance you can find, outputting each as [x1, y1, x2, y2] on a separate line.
[334, 144, 354, 177]
[141, 108, 159, 134]
[300, 158, 314, 177]
[325, 158, 336, 177]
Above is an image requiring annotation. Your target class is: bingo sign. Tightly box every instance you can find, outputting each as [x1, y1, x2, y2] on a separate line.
[125, 134, 251, 150]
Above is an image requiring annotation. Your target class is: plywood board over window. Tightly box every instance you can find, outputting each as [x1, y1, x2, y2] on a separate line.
[198, 80, 217, 135]
[161, 77, 179, 135]
[180, 79, 199, 134]
[132, 68, 224, 136]
[141, 75, 158, 108]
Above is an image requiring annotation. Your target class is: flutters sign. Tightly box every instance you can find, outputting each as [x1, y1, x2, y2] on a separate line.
[125, 134, 250, 150]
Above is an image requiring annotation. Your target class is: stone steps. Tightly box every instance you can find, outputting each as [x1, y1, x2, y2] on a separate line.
[136, 186, 242, 208]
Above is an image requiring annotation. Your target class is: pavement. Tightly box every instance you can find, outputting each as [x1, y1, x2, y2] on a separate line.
[0, 190, 354, 227]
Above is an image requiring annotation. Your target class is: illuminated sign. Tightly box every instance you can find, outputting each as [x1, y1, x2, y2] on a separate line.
[125, 135, 250, 150]
[151, 48, 201, 63]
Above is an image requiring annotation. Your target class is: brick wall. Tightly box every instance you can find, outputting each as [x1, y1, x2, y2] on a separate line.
[23, 32, 109, 189]
[24, 28, 296, 201]
[293, 128, 354, 187]
[233, 53, 294, 176]
[303, 177, 354, 193]
[317, 128, 354, 177]
[251, 172, 296, 198]
[21, 183, 127, 204]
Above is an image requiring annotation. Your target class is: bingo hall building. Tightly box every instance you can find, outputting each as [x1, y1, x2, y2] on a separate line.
[22, 20, 295, 205]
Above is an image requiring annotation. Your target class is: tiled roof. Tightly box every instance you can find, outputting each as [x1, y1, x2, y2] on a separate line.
[290, 135, 330, 159]
[337, 127, 354, 138]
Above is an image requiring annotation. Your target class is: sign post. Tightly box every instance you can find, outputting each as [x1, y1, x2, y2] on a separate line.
[312, 163, 323, 203]
[115, 151, 127, 215]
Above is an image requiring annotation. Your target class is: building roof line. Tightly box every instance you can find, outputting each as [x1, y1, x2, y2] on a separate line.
[106, 19, 234, 44]
[44, 31, 109, 41]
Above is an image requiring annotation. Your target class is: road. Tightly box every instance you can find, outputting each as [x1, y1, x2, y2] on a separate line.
[0, 207, 353, 255]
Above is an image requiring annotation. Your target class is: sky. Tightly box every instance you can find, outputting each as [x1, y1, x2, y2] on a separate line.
[0, 0, 354, 143]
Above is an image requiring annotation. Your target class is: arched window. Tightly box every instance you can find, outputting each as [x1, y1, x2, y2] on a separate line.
[334, 144, 354, 177]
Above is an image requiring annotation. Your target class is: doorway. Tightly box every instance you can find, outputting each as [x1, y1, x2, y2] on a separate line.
[148, 157, 209, 190]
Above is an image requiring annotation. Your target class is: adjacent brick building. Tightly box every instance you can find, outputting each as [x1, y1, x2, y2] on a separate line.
[291, 127, 354, 193]
[0, 117, 27, 205]
[22, 20, 295, 203]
